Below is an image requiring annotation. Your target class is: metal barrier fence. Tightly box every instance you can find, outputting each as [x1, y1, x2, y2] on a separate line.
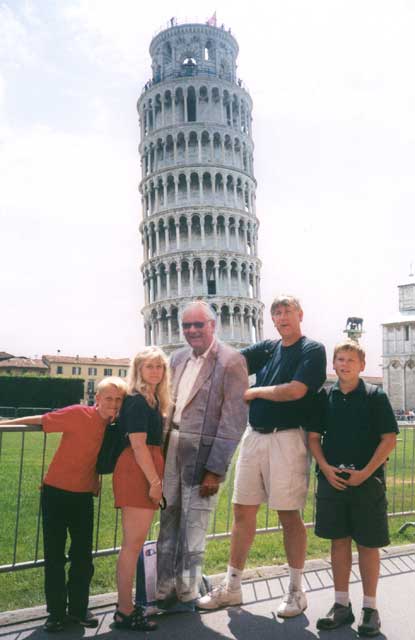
[0, 407, 51, 418]
[1, 423, 414, 574]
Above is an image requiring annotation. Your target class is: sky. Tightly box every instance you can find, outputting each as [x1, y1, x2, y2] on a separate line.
[1, 0, 414, 375]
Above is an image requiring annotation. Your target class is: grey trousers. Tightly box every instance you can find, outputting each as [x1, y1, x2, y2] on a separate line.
[156, 429, 218, 602]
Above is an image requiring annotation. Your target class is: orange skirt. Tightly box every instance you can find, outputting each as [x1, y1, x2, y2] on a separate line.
[113, 445, 164, 510]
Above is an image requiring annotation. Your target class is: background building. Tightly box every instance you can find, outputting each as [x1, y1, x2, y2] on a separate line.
[0, 352, 130, 406]
[137, 21, 264, 351]
[0, 357, 48, 376]
[42, 355, 129, 404]
[382, 275, 415, 410]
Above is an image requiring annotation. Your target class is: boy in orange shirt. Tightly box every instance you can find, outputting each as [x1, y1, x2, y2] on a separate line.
[0, 377, 126, 632]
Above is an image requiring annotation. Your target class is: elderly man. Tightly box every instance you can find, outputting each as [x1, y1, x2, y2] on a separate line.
[156, 301, 249, 612]
[198, 295, 326, 617]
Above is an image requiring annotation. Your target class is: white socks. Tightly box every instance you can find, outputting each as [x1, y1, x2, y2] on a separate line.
[288, 566, 303, 592]
[333, 592, 376, 609]
[225, 565, 243, 591]
[363, 595, 377, 610]
[335, 591, 350, 606]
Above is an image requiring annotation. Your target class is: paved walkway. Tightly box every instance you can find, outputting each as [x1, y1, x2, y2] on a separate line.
[1, 547, 414, 640]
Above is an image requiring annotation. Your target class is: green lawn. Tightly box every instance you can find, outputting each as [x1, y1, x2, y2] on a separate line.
[1, 428, 415, 611]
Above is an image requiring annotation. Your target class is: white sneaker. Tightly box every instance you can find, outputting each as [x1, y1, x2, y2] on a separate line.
[197, 584, 242, 610]
[277, 590, 307, 618]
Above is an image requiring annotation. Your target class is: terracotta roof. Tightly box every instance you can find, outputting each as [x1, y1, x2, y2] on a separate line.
[43, 355, 130, 366]
[0, 352, 14, 361]
[0, 358, 48, 370]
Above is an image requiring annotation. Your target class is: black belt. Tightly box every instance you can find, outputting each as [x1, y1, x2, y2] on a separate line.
[171, 422, 180, 430]
[252, 426, 300, 434]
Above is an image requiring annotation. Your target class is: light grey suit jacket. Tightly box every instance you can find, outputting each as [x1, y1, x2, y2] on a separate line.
[167, 339, 249, 486]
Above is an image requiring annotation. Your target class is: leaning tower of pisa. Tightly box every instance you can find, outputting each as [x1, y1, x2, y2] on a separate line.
[137, 19, 264, 351]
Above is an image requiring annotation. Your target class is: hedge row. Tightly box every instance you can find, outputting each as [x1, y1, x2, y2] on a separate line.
[0, 376, 85, 408]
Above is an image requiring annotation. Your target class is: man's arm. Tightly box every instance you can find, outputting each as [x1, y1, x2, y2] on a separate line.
[240, 340, 275, 375]
[308, 431, 349, 491]
[244, 380, 307, 403]
[346, 433, 397, 487]
[244, 341, 326, 403]
[0, 416, 44, 428]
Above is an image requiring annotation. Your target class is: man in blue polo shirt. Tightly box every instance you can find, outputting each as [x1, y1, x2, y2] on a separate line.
[198, 295, 326, 617]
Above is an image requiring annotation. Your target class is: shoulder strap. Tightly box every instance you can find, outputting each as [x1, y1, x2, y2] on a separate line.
[363, 382, 380, 435]
[364, 382, 379, 398]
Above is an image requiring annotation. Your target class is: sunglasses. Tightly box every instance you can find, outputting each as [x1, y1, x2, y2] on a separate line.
[182, 321, 206, 329]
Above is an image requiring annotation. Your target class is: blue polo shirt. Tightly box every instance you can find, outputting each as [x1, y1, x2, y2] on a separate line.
[241, 336, 326, 431]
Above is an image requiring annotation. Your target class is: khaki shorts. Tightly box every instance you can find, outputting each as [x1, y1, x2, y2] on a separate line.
[232, 426, 311, 511]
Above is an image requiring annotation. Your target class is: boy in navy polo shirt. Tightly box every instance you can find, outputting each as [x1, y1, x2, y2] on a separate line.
[308, 340, 398, 637]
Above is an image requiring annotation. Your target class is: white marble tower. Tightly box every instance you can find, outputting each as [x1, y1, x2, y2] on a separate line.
[137, 20, 264, 351]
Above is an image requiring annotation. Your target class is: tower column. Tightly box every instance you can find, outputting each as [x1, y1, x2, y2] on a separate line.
[214, 263, 219, 295]
[166, 268, 171, 297]
[189, 260, 194, 293]
[225, 220, 230, 249]
[177, 266, 182, 296]
[227, 262, 232, 295]
[200, 216, 205, 246]
[237, 262, 242, 291]
[201, 260, 207, 295]
[184, 89, 188, 122]
[167, 314, 172, 344]
[187, 218, 192, 246]
[165, 223, 170, 252]
[155, 227, 160, 254]
[199, 174, 203, 202]
[156, 267, 161, 300]
[175, 222, 181, 249]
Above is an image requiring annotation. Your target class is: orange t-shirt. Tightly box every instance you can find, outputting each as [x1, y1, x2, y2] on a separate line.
[42, 405, 106, 494]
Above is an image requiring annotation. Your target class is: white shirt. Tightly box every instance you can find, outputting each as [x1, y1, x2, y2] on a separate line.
[173, 338, 216, 424]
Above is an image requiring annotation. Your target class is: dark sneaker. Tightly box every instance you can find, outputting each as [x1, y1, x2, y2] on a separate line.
[44, 616, 65, 633]
[358, 608, 381, 637]
[317, 602, 355, 630]
[68, 610, 99, 628]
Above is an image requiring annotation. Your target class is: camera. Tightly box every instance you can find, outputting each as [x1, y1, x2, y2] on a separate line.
[336, 464, 355, 480]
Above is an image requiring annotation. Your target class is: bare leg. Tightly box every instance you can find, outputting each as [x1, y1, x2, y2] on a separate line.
[278, 510, 307, 570]
[331, 538, 352, 592]
[116, 507, 154, 615]
[357, 544, 380, 598]
[229, 504, 260, 570]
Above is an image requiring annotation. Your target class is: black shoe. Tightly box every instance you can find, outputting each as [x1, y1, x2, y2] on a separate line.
[113, 607, 158, 631]
[68, 609, 99, 628]
[156, 594, 178, 611]
[358, 608, 381, 637]
[44, 616, 65, 633]
[316, 602, 355, 630]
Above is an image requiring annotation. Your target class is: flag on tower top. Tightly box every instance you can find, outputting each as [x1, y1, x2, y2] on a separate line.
[207, 11, 217, 27]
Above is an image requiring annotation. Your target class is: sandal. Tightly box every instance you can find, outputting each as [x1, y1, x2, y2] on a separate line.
[113, 607, 158, 631]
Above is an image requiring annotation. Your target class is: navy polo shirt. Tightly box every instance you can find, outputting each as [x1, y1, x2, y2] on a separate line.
[241, 336, 327, 431]
[312, 379, 398, 478]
